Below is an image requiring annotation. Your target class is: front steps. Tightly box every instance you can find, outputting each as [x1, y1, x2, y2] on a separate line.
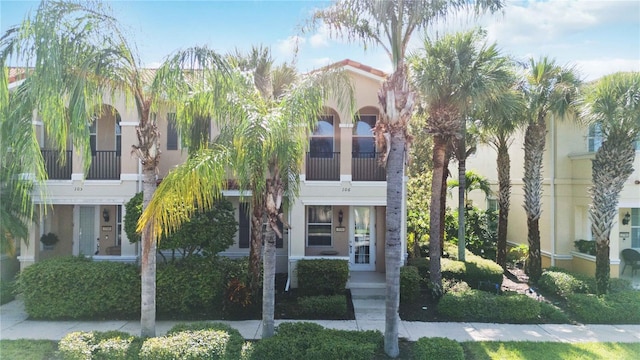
[348, 272, 387, 321]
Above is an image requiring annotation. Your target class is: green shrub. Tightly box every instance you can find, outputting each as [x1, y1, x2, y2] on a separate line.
[156, 257, 231, 318]
[166, 322, 244, 360]
[296, 259, 348, 295]
[608, 278, 633, 293]
[567, 291, 640, 324]
[412, 337, 464, 360]
[0, 280, 15, 305]
[438, 290, 540, 323]
[539, 302, 570, 324]
[295, 295, 347, 319]
[139, 330, 232, 360]
[574, 239, 596, 255]
[18, 257, 140, 319]
[250, 322, 382, 360]
[442, 279, 471, 294]
[538, 268, 593, 297]
[441, 254, 503, 289]
[59, 330, 140, 360]
[406, 257, 429, 278]
[400, 266, 421, 305]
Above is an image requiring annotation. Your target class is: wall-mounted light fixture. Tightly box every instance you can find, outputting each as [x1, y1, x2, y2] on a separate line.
[103, 208, 110, 223]
[622, 212, 631, 225]
[338, 209, 344, 226]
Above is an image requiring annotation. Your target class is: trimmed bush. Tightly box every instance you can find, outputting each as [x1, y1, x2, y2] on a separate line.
[412, 337, 464, 360]
[567, 291, 640, 324]
[139, 330, 232, 360]
[297, 259, 348, 295]
[250, 322, 382, 360]
[407, 257, 429, 279]
[0, 280, 15, 305]
[538, 268, 592, 298]
[18, 256, 140, 319]
[438, 290, 541, 323]
[400, 266, 421, 305]
[441, 254, 503, 289]
[539, 302, 571, 324]
[295, 295, 347, 319]
[166, 322, 245, 360]
[59, 330, 141, 360]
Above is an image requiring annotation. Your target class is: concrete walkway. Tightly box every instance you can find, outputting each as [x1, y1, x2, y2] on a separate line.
[2, 299, 640, 343]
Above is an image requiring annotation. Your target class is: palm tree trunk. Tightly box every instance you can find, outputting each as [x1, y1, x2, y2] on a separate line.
[261, 224, 276, 338]
[457, 135, 466, 261]
[495, 137, 511, 269]
[384, 129, 405, 358]
[590, 134, 635, 295]
[250, 199, 263, 295]
[140, 167, 157, 338]
[523, 120, 546, 283]
[429, 135, 448, 290]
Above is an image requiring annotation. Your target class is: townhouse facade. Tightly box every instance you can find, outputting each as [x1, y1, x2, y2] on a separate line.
[13, 60, 407, 287]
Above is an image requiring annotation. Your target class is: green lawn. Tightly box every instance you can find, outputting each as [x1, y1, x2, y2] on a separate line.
[3, 339, 640, 360]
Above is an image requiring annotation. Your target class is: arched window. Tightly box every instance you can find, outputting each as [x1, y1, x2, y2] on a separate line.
[309, 115, 334, 158]
[353, 115, 376, 158]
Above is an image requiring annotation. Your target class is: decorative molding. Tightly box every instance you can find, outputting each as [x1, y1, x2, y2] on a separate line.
[300, 198, 386, 206]
[71, 173, 84, 181]
[339, 123, 354, 128]
[222, 190, 252, 197]
[340, 174, 352, 182]
[120, 173, 139, 181]
[119, 121, 139, 127]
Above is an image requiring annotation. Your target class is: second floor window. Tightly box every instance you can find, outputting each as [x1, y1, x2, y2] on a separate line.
[353, 115, 376, 158]
[167, 113, 178, 151]
[89, 118, 97, 155]
[115, 113, 122, 156]
[309, 115, 334, 158]
[588, 123, 640, 152]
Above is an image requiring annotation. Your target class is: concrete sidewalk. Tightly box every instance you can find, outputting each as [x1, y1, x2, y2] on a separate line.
[2, 299, 640, 343]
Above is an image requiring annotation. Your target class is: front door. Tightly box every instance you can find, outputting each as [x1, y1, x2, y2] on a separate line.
[79, 206, 96, 255]
[350, 206, 375, 271]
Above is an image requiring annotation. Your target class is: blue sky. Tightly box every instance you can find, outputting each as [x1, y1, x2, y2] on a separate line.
[2, 0, 639, 81]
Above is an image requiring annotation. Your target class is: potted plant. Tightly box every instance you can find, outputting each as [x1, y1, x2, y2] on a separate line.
[40, 232, 59, 248]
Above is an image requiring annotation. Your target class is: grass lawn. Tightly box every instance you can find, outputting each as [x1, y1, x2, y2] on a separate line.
[3, 339, 640, 360]
[462, 341, 640, 360]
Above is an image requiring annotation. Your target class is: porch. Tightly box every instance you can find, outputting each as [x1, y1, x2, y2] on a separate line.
[41, 149, 121, 180]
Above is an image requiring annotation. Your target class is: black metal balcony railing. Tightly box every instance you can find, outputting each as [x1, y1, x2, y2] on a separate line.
[41, 149, 72, 180]
[87, 151, 121, 180]
[306, 152, 340, 181]
[352, 152, 386, 181]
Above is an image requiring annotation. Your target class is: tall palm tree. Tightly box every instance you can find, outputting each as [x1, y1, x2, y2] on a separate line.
[475, 83, 526, 269]
[139, 50, 352, 339]
[410, 29, 512, 289]
[580, 72, 640, 295]
[1, 0, 228, 337]
[310, 2, 503, 356]
[522, 57, 580, 283]
[447, 169, 493, 200]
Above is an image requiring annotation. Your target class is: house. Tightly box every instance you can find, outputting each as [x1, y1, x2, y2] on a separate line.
[461, 117, 640, 278]
[12, 60, 406, 287]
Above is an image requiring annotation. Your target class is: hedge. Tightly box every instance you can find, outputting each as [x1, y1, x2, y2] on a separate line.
[166, 322, 245, 359]
[139, 330, 231, 360]
[441, 254, 503, 289]
[18, 257, 140, 319]
[59, 330, 141, 360]
[400, 266, 421, 305]
[296, 259, 348, 295]
[538, 267, 632, 298]
[295, 295, 348, 319]
[0, 280, 15, 305]
[438, 290, 541, 323]
[412, 337, 464, 360]
[249, 322, 382, 360]
[566, 291, 640, 324]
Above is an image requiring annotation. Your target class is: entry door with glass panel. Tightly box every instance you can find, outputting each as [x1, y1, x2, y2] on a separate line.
[79, 206, 96, 256]
[350, 206, 375, 271]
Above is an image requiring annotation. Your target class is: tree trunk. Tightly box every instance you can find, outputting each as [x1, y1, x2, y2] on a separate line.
[249, 199, 263, 295]
[495, 137, 511, 269]
[523, 120, 546, 283]
[261, 223, 276, 338]
[590, 133, 635, 295]
[384, 129, 405, 358]
[429, 135, 448, 291]
[457, 134, 466, 262]
[140, 167, 157, 338]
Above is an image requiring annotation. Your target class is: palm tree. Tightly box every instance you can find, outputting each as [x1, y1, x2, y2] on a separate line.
[310, 2, 503, 356]
[522, 57, 580, 283]
[1, 1, 228, 337]
[475, 82, 526, 269]
[447, 169, 493, 200]
[410, 29, 512, 290]
[139, 49, 353, 339]
[580, 72, 640, 295]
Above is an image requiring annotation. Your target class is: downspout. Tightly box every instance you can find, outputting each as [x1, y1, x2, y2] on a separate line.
[550, 115, 556, 267]
[285, 207, 291, 292]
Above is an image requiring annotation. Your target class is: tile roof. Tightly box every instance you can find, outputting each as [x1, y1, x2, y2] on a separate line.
[332, 59, 387, 78]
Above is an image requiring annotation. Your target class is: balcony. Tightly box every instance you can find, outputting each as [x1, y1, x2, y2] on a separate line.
[352, 152, 386, 181]
[306, 152, 340, 181]
[87, 151, 121, 180]
[42, 149, 72, 180]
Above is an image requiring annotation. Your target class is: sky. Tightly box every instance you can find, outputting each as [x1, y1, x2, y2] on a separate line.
[1, 0, 639, 81]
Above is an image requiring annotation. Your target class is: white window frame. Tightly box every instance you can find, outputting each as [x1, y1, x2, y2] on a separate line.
[307, 205, 333, 247]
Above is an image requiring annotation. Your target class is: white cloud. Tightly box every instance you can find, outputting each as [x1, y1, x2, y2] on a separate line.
[276, 36, 306, 58]
[309, 24, 331, 48]
[575, 58, 640, 81]
[311, 57, 332, 67]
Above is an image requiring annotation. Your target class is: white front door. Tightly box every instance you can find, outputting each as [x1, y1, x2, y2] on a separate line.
[79, 206, 96, 255]
[350, 206, 375, 271]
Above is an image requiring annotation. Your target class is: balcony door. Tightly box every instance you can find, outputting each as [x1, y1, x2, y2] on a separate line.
[350, 206, 375, 271]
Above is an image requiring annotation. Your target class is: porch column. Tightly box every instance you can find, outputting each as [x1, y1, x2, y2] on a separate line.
[120, 203, 137, 257]
[18, 211, 41, 270]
